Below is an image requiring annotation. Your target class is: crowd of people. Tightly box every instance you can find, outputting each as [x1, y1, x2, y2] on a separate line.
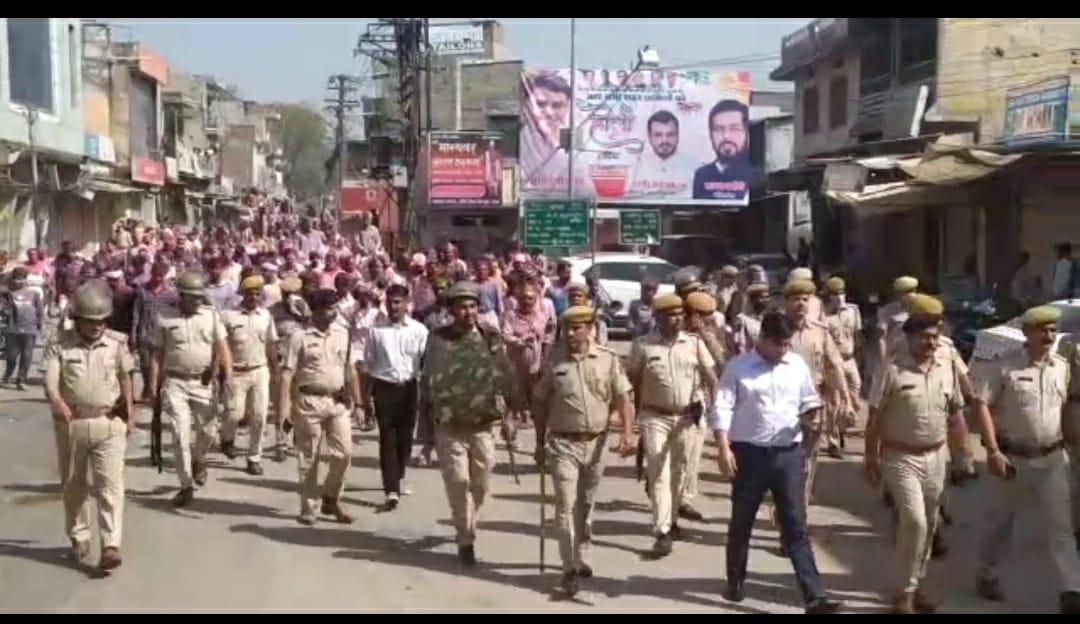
[16, 196, 1080, 614]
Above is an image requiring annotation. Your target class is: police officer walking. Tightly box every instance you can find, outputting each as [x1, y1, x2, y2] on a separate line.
[277, 289, 361, 526]
[864, 294, 961, 613]
[220, 275, 279, 476]
[149, 271, 232, 507]
[627, 293, 716, 557]
[420, 281, 520, 567]
[43, 281, 135, 572]
[971, 305, 1080, 613]
[532, 305, 636, 596]
[268, 275, 310, 462]
[823, 277, 862, 451]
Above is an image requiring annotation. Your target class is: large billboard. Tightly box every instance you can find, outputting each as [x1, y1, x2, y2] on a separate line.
[520, 68, 752, 206]
[427, 132, 503, 208]
[1003, 75, 1071, 146]
[429, 23, 485, 56]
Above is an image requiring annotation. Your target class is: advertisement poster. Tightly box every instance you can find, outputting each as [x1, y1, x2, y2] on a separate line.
[428, 133, 503, 208]
[520, 68, 751, 206]
[1003, 75, 1070, 146]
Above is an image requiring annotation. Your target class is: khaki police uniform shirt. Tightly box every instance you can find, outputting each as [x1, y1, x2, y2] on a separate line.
[533, 342, 632, 434]
[825, 303, 862, 358]
[716, 283, 738, 314]
[222, 306, 278, 369]
[790, 317, 845, 391]
[888, 332, 972, 402]
[628, 329, 715, 413]
[974, 348, 1069, 448]
[152, 306, 226, 376]
[46, 329, 135, 409]
[282, 323, 351, 393]
[869, 345, 961, 448]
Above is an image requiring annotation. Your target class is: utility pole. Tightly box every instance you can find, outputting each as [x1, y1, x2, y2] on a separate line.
[22, 107, 41, 252]
[324, 74, 362, 230]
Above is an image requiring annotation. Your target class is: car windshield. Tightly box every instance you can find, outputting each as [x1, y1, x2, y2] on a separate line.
[593, 261, 676, 284]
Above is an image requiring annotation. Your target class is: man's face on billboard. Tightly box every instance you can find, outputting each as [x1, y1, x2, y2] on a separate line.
[710, 110, 748, 163]
[530, 86, 569, 140]
[649, 120, 679, 160]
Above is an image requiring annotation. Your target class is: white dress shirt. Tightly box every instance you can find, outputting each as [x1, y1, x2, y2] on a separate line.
[709, 348, 822, 447]
[363, 315, 428, 384]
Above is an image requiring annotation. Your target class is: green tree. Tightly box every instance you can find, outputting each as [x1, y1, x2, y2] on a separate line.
[277, 103, 331, 201]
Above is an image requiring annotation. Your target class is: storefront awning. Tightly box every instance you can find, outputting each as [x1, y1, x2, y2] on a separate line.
[86, 179, 143, 194]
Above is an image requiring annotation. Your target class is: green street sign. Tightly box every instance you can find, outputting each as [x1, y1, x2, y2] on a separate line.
[523, 200, 590, 248]
[618, 209, 661, 245]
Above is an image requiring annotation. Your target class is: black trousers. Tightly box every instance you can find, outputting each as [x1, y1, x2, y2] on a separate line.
[4, 332, 36, 384]
[726, 442, 825, 604]
[372, 378, 419, 496]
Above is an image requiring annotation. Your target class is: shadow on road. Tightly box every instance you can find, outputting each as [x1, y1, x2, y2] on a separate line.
[0, 539, 105, 579]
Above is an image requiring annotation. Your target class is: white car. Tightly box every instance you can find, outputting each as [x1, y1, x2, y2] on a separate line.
[563, 253, 677, 334]
[971, 299, 1080, 363]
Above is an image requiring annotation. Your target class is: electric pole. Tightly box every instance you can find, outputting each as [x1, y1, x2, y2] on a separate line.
[324, 74, 363, 229]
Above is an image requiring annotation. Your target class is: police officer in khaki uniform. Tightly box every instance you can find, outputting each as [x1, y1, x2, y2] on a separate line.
[44, 281, 135, 572]
[714, 265, 740, 316]
[269, 275, 309, 461]
[823, 277, 863, 450]
[533, 305, 636, 597]
[220, 275, 279, 476]
[421, 281, 520, 567]
[679, 291, 726, 522]
[972, 305, 1080, 613]
[788, 268, 825, 324]
[149, 271, 232, 507]
[628, 293, 716, 557]
[278, 289, 361, 526]
[864, 294, 962, 613]
[877, 276, 918, 366]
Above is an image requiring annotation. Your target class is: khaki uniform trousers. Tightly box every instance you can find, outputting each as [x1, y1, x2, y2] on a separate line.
[222, 366, 271, 461]
[680, 418, 707, 509]
[823, 358, 861, 448]
[882, 445, 947, 594]
[163, 377, 217, 489]
[435, 421, 497, 546]
[293, 394, 352, 517]
[54, 421, 90, 542]
[641, 410, 695, 535]
[546, 432, 607, 573]
[978, 448, 1080, 594]
[63, 416, 127, 550]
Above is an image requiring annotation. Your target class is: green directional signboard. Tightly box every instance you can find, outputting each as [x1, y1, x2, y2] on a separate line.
[523, 200, 591, 248]
[619, 209, 661, 245]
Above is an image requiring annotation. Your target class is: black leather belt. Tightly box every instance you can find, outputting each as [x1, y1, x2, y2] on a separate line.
[372, 377, 417, 388]
[999, 438, 1065, 459]
[233, 364, 266, 373]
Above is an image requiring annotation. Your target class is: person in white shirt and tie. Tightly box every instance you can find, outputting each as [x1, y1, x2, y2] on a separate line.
[360, 283, 429, 510]
[710, 311, 842, 614]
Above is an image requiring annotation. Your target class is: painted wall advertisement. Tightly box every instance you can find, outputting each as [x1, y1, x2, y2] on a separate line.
[1003, 75, 1071, 146]
[427, 133, 503, 208]
[520, 68, 752, 206]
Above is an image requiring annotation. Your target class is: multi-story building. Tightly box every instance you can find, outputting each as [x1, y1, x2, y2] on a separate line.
[770, 18, 1080, 298]
[0, 18, 87, 254]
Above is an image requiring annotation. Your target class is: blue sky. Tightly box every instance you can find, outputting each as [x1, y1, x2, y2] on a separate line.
[109, 18, 811, 104]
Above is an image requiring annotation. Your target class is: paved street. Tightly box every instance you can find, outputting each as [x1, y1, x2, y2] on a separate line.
[0, 352, 1066, 613]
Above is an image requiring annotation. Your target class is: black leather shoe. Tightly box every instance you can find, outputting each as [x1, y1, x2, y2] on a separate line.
[677, 504, 705, 522]
[246, 460, 264, 476]
[724, 579, 745, 603]
[172, 487, 195, 508]
[670, 523, 683, 540]
[805, 597, 842, 614]
[273, 444, 287, 463]
[221, 440, 239, 460]
[458, 544, 477, 567]
[653, 533, 673, 557]
[1060, 591, 1080, 614]
[975, 575, 1004, 602]
[561, 571, 579, 597]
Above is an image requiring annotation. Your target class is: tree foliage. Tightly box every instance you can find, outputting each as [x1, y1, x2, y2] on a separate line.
[277, 103, 331, 201]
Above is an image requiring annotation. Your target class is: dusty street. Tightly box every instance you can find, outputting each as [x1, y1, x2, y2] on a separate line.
[0, 352, 1065, 612]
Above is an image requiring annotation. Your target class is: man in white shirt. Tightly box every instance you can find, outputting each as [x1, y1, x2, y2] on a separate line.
[710, 312, 842, 614]
[360, 283, 429, 509]
[1051, 242, 1075, 300]
[629, 110, 697, 198]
